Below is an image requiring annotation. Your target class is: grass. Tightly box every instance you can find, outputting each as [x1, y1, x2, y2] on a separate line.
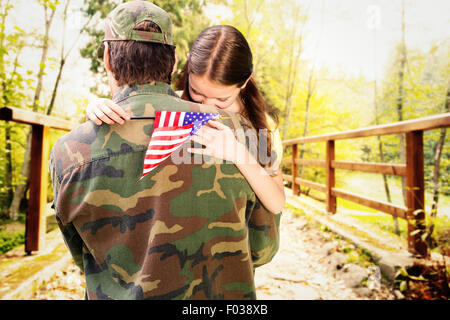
[346, 211, 408, 237]
[285, 202, 402, 252]
[0, 230, 25, 254]
[0, 212, 26, 254]
[286, 203, 378, 269]
[0, 211, 59, 254]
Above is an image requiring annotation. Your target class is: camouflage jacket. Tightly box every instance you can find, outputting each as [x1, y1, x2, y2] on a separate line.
[49, 82, 281, 300]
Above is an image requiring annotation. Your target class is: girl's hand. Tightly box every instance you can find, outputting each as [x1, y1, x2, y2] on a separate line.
[86, 98, 130, 125]
[188, 120, 242, 163]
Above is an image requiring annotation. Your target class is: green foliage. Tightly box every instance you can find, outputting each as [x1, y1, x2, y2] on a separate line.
[0, 1, 35, 211]
[38, 0, 60, 11]
[376, 42, 450, 197]
[0, 229, 24, 253]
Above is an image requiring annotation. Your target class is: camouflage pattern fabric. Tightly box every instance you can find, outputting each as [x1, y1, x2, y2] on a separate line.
[50, 82, 281, 300]
[104, 0, 173, 45]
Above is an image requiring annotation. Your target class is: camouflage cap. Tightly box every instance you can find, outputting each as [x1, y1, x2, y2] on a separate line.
[104, 0, 173, 46]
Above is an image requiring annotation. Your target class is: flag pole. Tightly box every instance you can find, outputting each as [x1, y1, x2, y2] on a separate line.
[130, 116, 230, 120]
[130, 117, 155, 120]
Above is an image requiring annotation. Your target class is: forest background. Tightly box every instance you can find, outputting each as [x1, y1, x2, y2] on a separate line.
[0, 0, 448, 255]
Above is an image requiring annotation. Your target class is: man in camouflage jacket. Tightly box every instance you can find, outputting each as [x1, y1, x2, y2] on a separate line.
[49, 1, 280, 300]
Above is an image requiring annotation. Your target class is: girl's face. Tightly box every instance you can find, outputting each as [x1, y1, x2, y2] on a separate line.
[188, 73, 244, 113]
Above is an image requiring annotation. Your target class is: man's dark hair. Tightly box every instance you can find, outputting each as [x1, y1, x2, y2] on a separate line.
[108, 21, 176, 86]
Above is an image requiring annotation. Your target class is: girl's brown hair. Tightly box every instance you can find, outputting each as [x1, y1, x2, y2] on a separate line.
[176, 25, 278, 167]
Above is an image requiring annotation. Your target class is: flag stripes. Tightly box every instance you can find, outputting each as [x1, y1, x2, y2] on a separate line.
[139, 111, 219, 180]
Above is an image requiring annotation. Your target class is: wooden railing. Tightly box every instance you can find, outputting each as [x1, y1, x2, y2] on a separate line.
[0, 106, 77, 254]
[1, 106, 449, 258]
[282, 113, 450, 258]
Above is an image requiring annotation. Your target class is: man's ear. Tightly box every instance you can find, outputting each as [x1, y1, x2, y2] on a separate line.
[104, 42, 112, 72]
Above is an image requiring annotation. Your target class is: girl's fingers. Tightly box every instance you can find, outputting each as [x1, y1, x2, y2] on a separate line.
[87, 111, 102, 126]
[86, 98, 130, 125]
[93, 106, 114, 125]
[206, 120, 227, 130]
[99, 102, 125, 124]
[190, 134, 209, 146]
[105, 100, 131, 121]
[86, 101, 101, 124]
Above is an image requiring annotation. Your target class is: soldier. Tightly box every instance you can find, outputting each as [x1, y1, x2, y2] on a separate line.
[50, 0, 281, 300]
[88, 25, 286, 215]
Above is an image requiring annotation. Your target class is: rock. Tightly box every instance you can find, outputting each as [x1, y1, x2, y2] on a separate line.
[353, 287, 373, 298]
[339, 264, 369, 288]
[394, 290, 405, 300]
[378, 253, 414, 281]
[322, 241, 338, 256]
[325, 252, 347, 270]
[378, 258, 398, 281]
[366, 265, 381, 291]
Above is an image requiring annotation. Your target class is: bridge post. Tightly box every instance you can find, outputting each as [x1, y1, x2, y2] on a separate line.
[405, 130, 428, 258]
[25, 124, 50, 254]
[292, 144, 299, 195]
[326, 140, 336, 213]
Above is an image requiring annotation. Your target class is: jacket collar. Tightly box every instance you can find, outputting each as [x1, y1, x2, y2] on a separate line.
[112, 82, 178, 103]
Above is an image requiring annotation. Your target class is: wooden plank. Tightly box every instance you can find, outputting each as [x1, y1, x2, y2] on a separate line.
[326, 140, 336, 213]
[332, 161, 406, 176]
[292, 144, 299, 195]
[296, 158, 326, 167]
[26, 125, 50, 254]
[283, 112, 450, 145]
[283, 174, 293, 182]
[0, 106, 77, 131]
[332, 188, 407, 219]
[295, 178, 326, 193]
[282, 158, 326, 167]
[299, 191, 325, 203]
[405, 131, 428, 258]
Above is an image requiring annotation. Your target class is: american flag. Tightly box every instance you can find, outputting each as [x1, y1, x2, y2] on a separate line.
[140, 110, 219, 180]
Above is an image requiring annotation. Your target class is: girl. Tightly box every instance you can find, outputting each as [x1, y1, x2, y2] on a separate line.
[86, 25, 285, 214]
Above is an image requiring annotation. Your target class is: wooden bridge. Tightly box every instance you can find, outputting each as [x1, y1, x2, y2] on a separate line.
[0, 106, 449, 278]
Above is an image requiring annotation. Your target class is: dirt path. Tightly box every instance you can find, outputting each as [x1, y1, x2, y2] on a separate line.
[31, 209, 396, 300]
[255, 209, 395, 299]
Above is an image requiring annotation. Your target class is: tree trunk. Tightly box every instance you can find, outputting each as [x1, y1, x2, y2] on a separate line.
[1, 1, 11, 207]
[427, 80, 450, 248]
[46, 0, 93, 116]
[374, 74, 399, 235]
[280, 4, 304, 139]
[398, 0, 407, 206]
[243, 0, 265, 39]
[8, 5, 56, 220]
[3, 49, 22, 217]
[47, 0, 69, 116]
[46, 58, 64, 116]
[5, 122, 13, 204]
[299, 70, 314, 178]
[378, 136, 400, 234]
[9, 133, 31, 220]
[32, 8, 55, 112]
